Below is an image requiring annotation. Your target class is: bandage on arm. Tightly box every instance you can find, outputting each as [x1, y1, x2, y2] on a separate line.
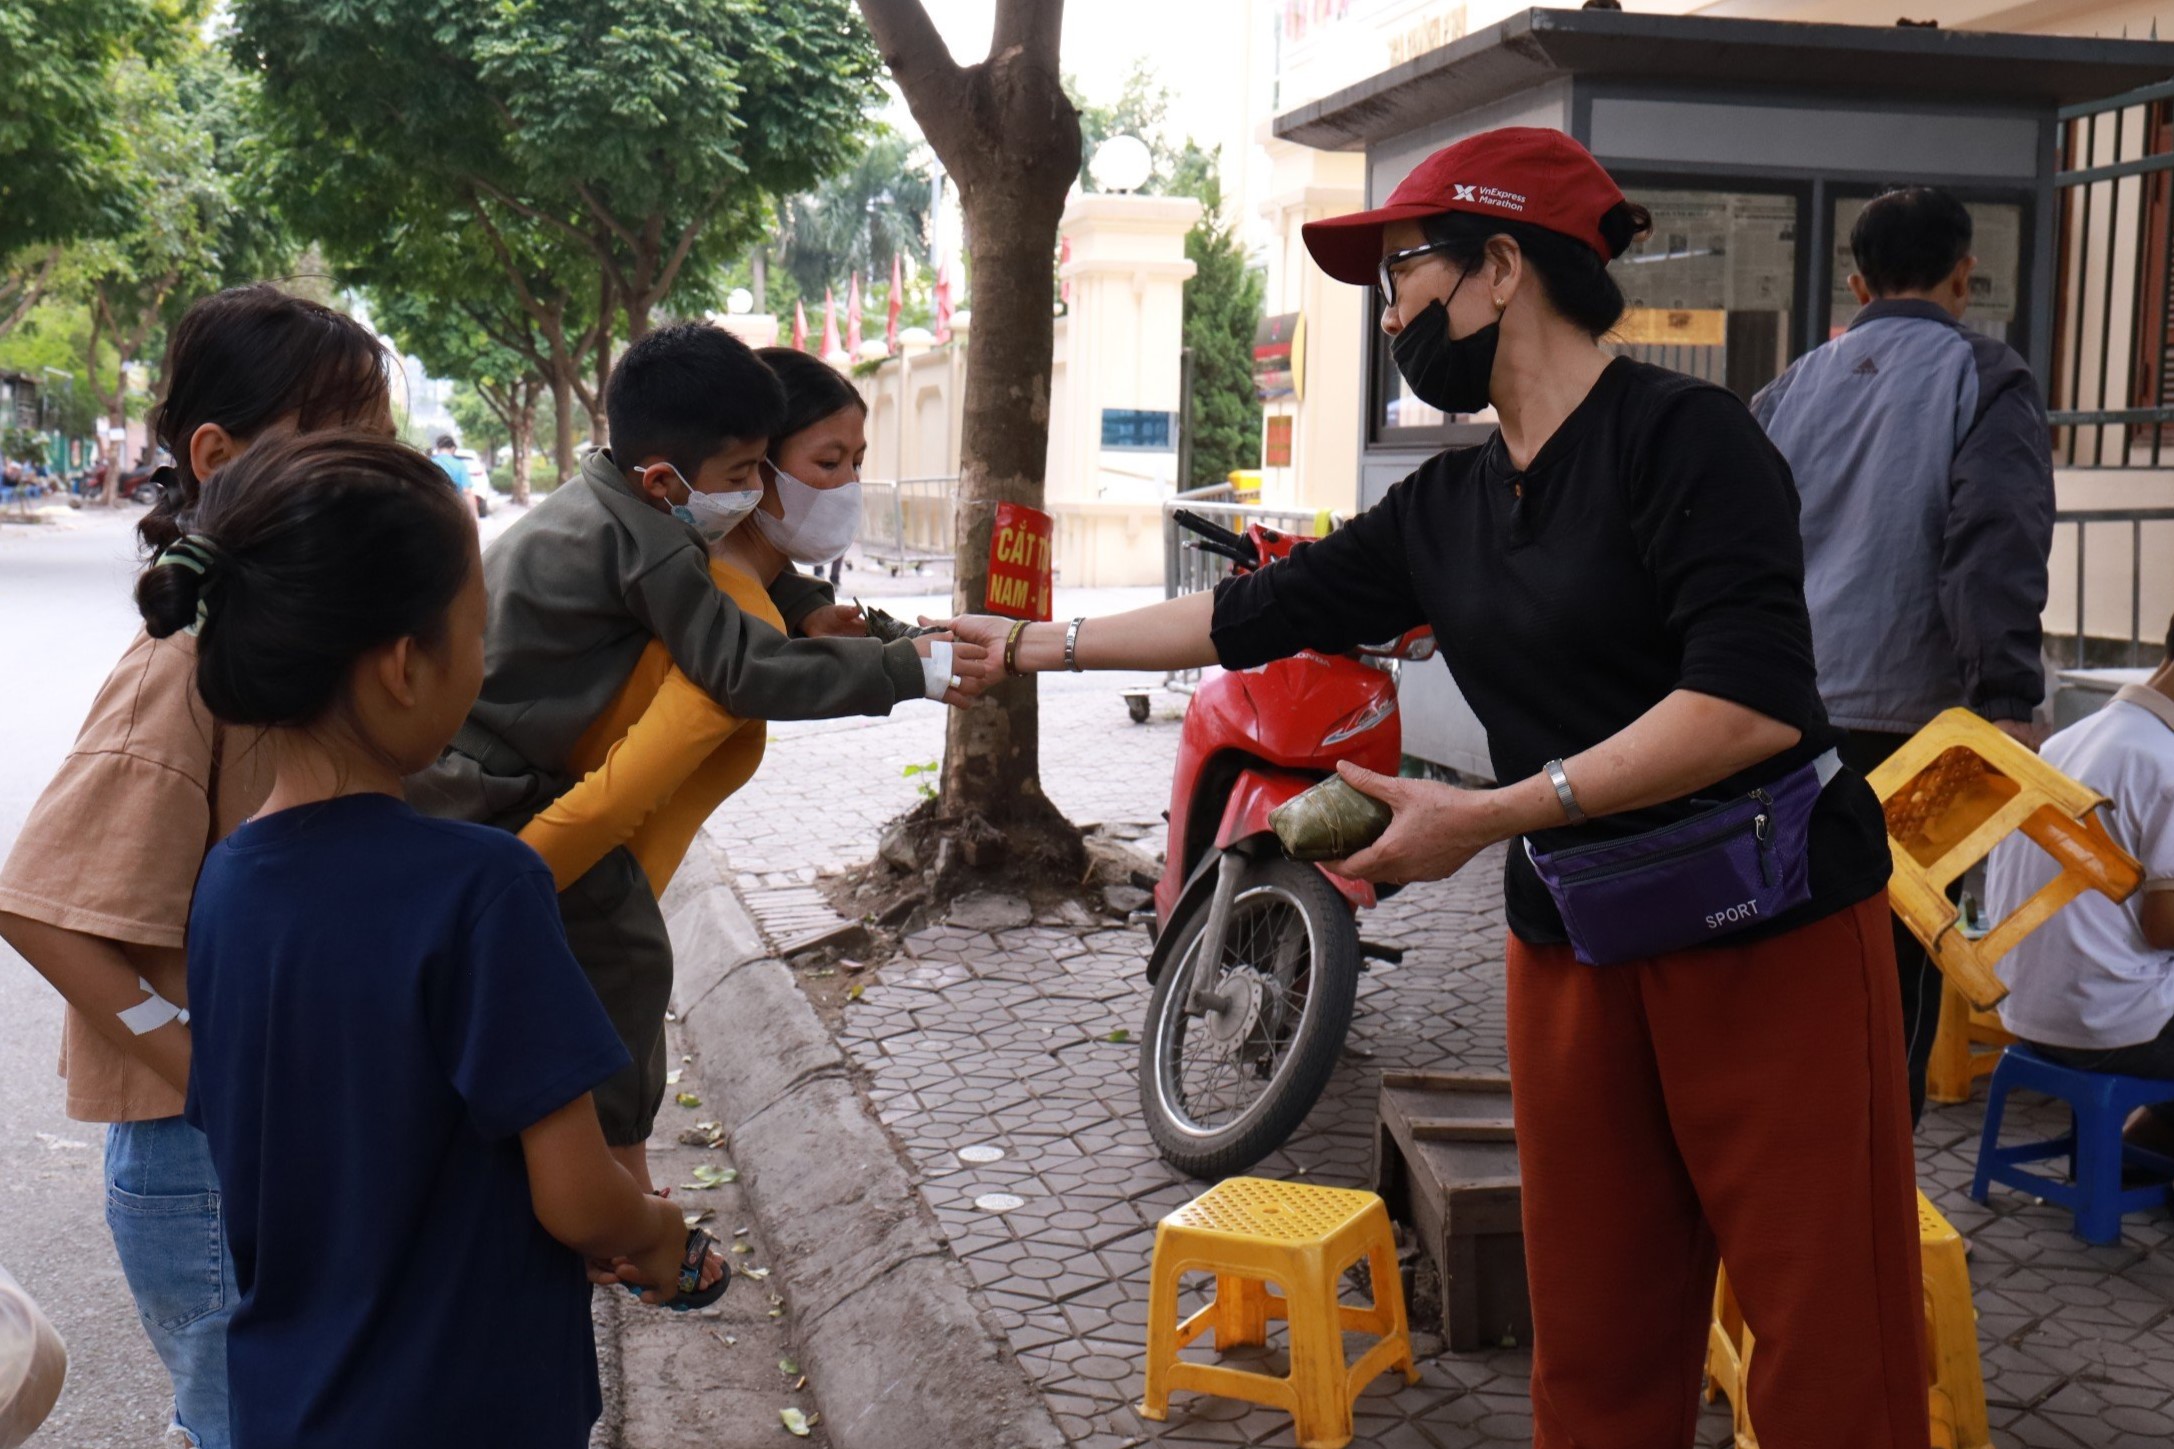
[0, 913, 192, 1095]
[921, 640, 955, 701]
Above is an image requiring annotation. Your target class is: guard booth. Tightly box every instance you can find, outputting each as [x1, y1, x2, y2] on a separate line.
[1272, 8, 2174, 778]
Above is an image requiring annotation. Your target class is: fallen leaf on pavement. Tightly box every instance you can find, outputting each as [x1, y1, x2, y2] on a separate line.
[778, 1358, 798, 1376]
[675, 1092, 702, 1109]
[780, 1407, 811, 1437]
[1104, 1028, 1130, 1043]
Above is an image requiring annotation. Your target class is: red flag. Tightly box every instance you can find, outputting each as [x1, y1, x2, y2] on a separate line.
[934, 259, 953, 344]
[821, 287, 840, 357]
[847, 272, 863, 354]
[792, 300, 807, 352]
[886, 254, 902, 351]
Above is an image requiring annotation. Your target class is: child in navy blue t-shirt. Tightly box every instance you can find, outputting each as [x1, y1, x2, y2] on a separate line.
[137, 433, 724, 1448]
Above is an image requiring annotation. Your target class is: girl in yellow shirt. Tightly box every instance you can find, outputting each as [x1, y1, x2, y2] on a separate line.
[519, 351, 870, 894]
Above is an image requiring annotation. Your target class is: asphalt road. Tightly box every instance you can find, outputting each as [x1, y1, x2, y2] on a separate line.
[1, 505, 179, 1447]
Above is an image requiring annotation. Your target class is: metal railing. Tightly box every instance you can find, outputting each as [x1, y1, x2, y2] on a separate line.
[2053, 505, 2174, 666]
[2050, 81, 2174, 466]
[857, 475, 958, 575]
[1160, 483, 1329, 688]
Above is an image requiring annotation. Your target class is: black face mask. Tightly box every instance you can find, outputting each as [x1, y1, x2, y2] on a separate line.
[1391, 279, 1499, 416]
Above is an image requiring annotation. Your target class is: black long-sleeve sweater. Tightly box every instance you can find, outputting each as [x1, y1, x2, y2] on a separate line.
[1211, 358, 1891, 947]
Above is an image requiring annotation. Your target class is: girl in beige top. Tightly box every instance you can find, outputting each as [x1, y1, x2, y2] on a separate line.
[0, 284, 393, 1449]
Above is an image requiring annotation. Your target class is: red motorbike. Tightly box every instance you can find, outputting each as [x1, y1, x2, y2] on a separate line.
[1138, 511, 1434, 1177]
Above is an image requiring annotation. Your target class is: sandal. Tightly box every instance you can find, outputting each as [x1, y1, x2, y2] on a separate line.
[624, 1225, 730, 1311]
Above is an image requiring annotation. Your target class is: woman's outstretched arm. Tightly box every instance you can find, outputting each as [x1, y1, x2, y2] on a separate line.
[946, 590, 1219, 674]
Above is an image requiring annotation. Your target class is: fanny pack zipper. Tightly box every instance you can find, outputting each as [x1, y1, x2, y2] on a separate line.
[1549, 787, 1776, 888]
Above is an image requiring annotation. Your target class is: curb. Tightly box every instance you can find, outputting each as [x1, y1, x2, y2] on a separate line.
[662, 838, 1069, 1449]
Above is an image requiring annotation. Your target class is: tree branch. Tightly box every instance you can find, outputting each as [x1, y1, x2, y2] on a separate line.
[650, 194, 726, 311]
[856, 0, 977, 163]
[574, 181, 645, 258]
[0, 248, 60, 344]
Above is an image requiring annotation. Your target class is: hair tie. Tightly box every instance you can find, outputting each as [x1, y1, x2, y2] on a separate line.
[155, 534, 220, 636]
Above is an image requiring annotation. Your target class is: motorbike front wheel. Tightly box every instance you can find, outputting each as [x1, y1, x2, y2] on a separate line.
[1138, 855, 1361, 1178]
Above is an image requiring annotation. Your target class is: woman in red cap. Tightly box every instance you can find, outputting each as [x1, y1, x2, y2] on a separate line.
[948, 127, 1926, 1448]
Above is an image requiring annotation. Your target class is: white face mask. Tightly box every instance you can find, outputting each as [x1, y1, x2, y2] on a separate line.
[751, 462, 863, 565]
[658, 464, 762, 543]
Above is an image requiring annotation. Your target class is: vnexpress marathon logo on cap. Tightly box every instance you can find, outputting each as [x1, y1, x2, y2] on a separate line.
[1452, 183, 1528, 213]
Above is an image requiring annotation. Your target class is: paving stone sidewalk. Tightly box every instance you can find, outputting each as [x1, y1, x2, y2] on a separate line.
[700, 655, 2174, 1449]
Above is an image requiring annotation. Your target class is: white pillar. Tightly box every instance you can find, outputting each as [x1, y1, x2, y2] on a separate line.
[1258, 135, 1365, 515]
[1054, 193, 1201, 508]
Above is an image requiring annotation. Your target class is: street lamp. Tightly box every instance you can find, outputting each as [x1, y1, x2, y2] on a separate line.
[1089, 135, 1154, 195]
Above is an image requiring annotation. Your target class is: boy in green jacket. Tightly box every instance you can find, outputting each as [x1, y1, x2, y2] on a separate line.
[413, 323, 985, 1186]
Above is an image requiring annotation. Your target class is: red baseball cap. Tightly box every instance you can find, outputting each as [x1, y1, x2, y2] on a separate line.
[1302, 127, 1629, 288]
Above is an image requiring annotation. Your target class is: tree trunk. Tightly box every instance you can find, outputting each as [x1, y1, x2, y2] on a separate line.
[550, 366, 575, 482]
[512, 381, 534, 505]
[751, 247, 768, 314]
[938, 176, 1073, 835]
[593, 271, 614, 449]
[859, 0, 1083, 881]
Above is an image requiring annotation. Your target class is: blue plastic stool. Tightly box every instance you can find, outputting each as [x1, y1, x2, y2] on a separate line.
[1971, 1043, 2174, 1244]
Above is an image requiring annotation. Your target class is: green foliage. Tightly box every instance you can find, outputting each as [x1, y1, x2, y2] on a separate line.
[1067, 61, 1189, 192]
[232, 0, 883, 338]
[0, 0, 181, 257]
[776, 129, 932, 302]
[0, 300, 103, 437]
[1181, 168, 1265, 489]
[493, 461, 561, 494]
[61, 37, 297, 424]
[446, 382, 510, 455]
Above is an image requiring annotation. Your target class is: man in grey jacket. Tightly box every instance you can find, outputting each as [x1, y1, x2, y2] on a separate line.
[1755, 185, 2055, 1122]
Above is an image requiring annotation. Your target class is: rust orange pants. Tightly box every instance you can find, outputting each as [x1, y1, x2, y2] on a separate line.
[1506, 893, 1929, 1449]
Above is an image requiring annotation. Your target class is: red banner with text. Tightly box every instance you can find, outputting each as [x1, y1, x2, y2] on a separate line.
[985, 501, 1054, 621]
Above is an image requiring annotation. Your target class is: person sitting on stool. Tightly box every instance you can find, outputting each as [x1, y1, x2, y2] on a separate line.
[1987, 615, 2174, 1151]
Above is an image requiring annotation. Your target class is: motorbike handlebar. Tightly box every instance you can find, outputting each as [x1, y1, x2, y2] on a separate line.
[1186, 538, 1254, 567]
[1172, 509, 1249, 552]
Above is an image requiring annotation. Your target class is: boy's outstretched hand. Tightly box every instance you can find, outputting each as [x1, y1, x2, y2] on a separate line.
[912, 630, 998, 708]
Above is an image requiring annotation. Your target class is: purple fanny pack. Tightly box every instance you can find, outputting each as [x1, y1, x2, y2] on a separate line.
[1524, 750, 1840, 967]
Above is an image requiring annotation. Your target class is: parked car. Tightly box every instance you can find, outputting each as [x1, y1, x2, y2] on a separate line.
[453, 449, 495, 516]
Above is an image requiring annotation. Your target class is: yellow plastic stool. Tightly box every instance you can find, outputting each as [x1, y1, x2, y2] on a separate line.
[1140, 1177, 1417, 1449]
[1926, 975, 2020, 1104]
[1703, 1192, 1989, 1449]
[1917, 1193, 1991, 1449]
[1868, 709, 2142, 1010]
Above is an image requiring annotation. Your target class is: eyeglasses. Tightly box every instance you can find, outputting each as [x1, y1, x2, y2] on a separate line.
[1377, 241, 1456, 305]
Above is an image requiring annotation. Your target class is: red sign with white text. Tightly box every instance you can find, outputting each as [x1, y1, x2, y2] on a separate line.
[985, 502, 1054, 621]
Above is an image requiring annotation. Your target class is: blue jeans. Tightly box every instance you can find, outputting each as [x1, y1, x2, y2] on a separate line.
[105, 1117, 234, 1449]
